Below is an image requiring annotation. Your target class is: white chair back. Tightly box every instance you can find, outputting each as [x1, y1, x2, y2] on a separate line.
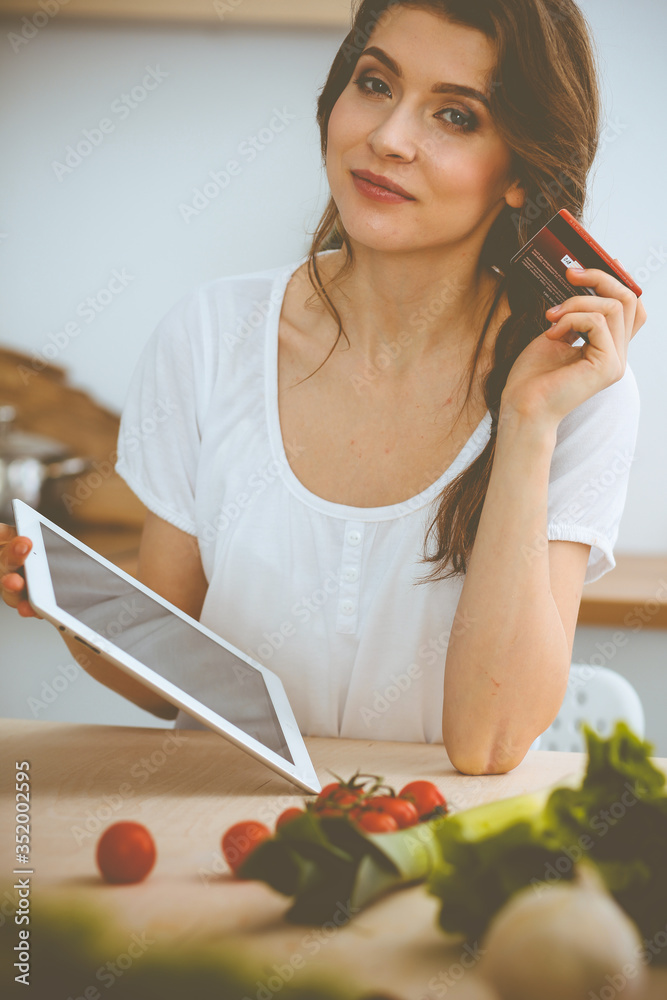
[531, 663, 645, 753]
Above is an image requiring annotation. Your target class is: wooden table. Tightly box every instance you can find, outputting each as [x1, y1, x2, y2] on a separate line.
[1, 718, 666, 999]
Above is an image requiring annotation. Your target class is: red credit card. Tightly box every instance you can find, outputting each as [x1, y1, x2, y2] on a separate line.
[509, 209, 642, 342]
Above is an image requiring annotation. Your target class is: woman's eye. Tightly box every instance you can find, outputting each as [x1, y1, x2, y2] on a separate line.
[353, 72, 390, 97]
[438, 107, 478, 132]
[352, 73, 477, 133]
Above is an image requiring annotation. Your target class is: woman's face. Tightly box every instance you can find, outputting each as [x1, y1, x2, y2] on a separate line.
[326, 6, 524, 255]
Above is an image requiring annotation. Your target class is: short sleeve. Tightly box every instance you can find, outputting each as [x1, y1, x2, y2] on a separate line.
[114, 288, 214, 536]
[546, 363, 640, 585]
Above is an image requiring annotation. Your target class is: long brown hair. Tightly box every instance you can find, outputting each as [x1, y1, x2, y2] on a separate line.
[301, 0, 601, 583]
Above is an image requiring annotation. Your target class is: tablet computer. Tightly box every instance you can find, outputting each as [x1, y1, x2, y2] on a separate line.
[12, 499, 321, 794]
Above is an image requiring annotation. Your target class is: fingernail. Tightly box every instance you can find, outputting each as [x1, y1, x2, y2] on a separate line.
[547, 304, 563, 316]
[15, 541, 30, 556]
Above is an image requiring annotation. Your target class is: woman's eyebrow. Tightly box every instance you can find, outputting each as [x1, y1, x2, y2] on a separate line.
[358, 45, 491, 109]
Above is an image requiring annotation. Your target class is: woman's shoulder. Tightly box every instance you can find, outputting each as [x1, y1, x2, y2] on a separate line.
[145, 256, 305, 362]
[201, 257, 301, 294]
[181, 256, 303, 320]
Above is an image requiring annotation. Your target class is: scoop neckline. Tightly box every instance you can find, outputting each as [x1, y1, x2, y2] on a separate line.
[264, 250, 493, 522]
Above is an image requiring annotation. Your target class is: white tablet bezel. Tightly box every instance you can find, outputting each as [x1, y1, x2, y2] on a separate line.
[13, 499, 321, 794]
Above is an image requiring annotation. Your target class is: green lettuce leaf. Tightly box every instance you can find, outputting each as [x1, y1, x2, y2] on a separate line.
[427, 721, 667, 956]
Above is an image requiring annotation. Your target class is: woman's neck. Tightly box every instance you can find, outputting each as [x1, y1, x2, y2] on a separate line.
[309, 244, 507, 372]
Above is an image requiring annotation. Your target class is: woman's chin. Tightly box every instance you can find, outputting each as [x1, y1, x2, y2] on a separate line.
[335, 225, 424, 256]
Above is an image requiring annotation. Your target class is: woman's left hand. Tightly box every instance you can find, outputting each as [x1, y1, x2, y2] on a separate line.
[501, 264, 647, 428]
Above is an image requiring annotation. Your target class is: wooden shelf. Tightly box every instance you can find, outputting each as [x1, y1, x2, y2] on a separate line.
[579, 553, 667, 629]
[0, 0, 351, 26]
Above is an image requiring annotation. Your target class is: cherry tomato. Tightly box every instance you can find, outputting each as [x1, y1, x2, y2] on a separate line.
[316, 782, 364, 807]
[363, 795, 419, 829]
[398, 780, 447, 819]
[317, 782, 341, 801]
[96, 821, 156, 885]
[357, 811, 398, 833]
[222, 821, 271, 875]
[314, 784, 365, 815]
[276, 807, 303, 830]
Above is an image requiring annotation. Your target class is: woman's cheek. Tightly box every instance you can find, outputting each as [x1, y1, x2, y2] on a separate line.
[435, 150, 510, 206]
[328, 92, 363, 145]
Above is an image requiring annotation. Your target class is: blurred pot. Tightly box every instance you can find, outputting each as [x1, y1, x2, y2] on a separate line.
[0, 405, 93, 523]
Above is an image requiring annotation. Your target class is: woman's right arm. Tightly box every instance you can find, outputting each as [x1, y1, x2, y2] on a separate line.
[0, 512, 209, 721]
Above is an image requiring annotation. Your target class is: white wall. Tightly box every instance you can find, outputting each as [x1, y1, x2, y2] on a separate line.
[1, 1, 666, 747]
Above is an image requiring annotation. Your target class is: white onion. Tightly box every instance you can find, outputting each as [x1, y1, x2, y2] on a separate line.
[478, 866, 647, 1000]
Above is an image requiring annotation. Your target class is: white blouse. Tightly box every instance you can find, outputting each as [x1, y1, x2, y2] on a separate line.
[115, 250, 641, 744]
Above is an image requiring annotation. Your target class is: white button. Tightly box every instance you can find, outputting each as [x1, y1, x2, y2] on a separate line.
[343, 566, 359, 583]
[340, 599, 355, 615]
[346, 530, 362, 546]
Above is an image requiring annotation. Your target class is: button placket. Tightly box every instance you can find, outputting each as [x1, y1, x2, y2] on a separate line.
[336, 520, 365, 633]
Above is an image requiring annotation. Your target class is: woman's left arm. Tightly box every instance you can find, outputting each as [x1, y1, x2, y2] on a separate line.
[442, 266, 647, 775]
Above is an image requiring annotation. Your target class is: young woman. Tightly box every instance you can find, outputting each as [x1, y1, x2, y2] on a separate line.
[1, 0, 646, 774]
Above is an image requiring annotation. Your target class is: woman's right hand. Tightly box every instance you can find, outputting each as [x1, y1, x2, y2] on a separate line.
[0, 523, 41, 618]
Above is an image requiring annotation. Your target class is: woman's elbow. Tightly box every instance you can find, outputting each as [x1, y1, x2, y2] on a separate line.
[444, 733, 530, 776]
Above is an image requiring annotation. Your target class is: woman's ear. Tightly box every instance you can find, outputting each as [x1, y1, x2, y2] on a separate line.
[504, 177, 526, 210]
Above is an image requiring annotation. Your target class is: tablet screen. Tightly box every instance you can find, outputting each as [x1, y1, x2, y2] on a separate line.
[39, 525, 294, 763]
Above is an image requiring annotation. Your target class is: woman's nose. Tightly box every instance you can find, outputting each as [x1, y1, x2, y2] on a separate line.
[367, 105, 419, 161]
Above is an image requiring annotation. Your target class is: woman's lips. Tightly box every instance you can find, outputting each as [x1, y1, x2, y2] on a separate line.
[351, 172, 415, 204]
